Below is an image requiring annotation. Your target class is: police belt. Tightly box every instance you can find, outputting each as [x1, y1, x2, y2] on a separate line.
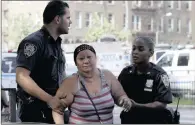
[121, 107, 174, 124]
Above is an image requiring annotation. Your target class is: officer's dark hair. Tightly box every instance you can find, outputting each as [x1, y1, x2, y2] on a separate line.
[43, 0, 69, 24]
[135, 36, 155, 52]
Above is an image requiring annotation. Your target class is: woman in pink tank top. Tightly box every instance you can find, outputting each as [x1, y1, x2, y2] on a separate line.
[52, 44, 132, 124]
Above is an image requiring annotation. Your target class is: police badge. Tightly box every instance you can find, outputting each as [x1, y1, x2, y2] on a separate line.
[161, 74, 170, 88]
[24, 43, 37, 58]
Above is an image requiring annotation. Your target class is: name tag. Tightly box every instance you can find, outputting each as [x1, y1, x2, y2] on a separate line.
[144, 88, 152, 92]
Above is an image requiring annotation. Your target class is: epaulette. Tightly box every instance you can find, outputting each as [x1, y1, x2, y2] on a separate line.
[151, 63, 166, 74]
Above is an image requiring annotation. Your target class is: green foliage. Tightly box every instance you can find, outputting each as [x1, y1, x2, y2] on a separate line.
[3, 13, 42, 49]
[84, 12, 131, 42]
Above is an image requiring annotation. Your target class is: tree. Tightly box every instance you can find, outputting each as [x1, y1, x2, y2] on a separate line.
[84, 12, 131, 43]
[3, 13, 42, 50]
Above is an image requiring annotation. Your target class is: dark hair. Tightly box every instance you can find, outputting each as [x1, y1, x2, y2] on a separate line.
[134, 36, 155, 52]
[74, 44, 96, 65]
[43, 0, 69, 24]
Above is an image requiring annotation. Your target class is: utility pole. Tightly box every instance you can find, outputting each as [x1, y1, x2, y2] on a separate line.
[125, 1, 129, 45]
[103, 1, 107, 21]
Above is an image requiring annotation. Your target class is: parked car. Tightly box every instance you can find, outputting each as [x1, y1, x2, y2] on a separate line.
[155, 49, 195, 96]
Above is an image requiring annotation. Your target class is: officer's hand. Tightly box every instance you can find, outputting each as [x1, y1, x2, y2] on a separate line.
[119, 97, 132, 112]
[47, 97, 65, 115]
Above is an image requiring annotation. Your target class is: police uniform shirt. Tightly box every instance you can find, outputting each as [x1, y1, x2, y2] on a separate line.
[16, 26, 66, 96]
[118, 63, 172, 104]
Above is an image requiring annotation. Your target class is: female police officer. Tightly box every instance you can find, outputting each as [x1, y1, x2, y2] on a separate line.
[118, 36, 173, 124]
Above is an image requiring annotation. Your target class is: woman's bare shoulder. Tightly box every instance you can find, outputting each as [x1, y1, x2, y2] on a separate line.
[101, 69, 115, 78]
[101, 69, 116, 86]
[59, 73, 78, 92]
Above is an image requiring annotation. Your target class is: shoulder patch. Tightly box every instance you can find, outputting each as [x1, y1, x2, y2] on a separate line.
[161, 74, 170, 88]
[24, 43, 37, 58]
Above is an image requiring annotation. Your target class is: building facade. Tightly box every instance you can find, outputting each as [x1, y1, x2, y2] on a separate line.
[2, 1, 194, 46]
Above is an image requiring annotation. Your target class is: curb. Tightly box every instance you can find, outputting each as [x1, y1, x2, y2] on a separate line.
[168, 105, 195, 109]
[114, 105, 195, 109]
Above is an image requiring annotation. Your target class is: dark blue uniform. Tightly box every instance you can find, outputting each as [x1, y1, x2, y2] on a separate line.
[16, 26, 66, 123]
[118, 62, 173, 124]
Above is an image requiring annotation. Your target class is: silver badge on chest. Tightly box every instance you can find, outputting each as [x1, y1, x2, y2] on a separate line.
[144, 79, 153, 92]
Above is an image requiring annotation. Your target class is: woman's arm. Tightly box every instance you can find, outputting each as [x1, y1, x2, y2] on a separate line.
[52, 111, 64, 124]
[52, 75, 77, 124]
[103, 70, 131, 108]
[131, 100, 166, 109]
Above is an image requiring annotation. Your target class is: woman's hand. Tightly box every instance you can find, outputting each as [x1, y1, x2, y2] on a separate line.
[119, 96, 132, 112]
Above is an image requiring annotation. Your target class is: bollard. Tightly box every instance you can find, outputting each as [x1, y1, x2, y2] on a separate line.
[9, 88, 17, 122]
[2, 88, 17, 122]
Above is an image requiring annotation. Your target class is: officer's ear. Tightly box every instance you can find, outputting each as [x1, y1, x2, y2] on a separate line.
[54, 15, 62, 25]
[149, 49, 154, 57]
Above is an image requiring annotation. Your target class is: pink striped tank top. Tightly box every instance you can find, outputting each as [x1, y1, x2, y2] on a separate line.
[68, 69, 115, 124]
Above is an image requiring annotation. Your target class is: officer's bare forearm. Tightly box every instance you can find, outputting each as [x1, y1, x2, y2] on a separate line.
[16, 68, 53, 103]
[52, 110, 64, 124]
[133, 101, 166, 109]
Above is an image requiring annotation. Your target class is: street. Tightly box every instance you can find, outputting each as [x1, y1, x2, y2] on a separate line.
[113, 106, 195, 124]
[2, 106, 195, 124]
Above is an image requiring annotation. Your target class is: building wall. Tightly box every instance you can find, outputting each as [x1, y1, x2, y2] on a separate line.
[192, 1, 195, 43]
[2, 1, 194, 45]
[131, 1, 193, 44]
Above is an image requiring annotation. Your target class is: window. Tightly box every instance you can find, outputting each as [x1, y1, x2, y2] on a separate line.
[148, 18, 154, 31]
[97, 1, 103, 4]
[176, 1, 181, 9]
[168, 18, 174, 32]
[158, 1, 164, 7]
[156, 52, 166, 61]
[85, 13, 92, 27]
[176, 18, 181, 33]
[75, 1, 82, 3]
[185, 1, 192, 10]
[148, 1, 154, 7]
[75, 11, 82, 29]
[132, 15, 141, 31]
[2, 57, 16, 73]
[187, 19, 192, 34]
[108, 13, 114, 25]
[132, 1, 141, 7]
[157, 54, 174, 67]
[98, 12, 104, 26]
[159, 18, 164, 32]
[123, 14, 126, 28]
[108, 0, 114, 4]
[177, 54, 189, 66]
[86, 0, 92, 3]
[168, 1, 174, 9]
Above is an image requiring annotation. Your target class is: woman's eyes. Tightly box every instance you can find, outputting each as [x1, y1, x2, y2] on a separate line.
[79, 56, 92, 60]
[79, 58, 84, 60]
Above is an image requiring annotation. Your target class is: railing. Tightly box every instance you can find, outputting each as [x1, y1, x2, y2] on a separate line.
[1, 88, 17, 122]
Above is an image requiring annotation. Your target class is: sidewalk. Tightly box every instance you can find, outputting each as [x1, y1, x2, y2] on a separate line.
[168, 104, 195, 109]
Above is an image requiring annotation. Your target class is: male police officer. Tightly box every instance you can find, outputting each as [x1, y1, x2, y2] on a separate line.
[16, 0, 72, 123]
[118, 37, 173, 124]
